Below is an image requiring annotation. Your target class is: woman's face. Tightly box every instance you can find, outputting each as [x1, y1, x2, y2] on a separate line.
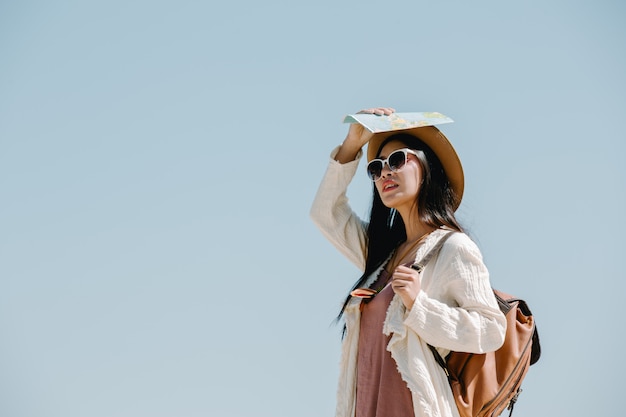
[374, 140, 423, 211]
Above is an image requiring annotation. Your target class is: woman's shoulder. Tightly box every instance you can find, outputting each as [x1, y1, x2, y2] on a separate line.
[446, 230, 475, 246]
[437, 229, 483, 259]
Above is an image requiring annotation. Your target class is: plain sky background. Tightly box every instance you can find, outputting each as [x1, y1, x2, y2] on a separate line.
[1, 1, 624, 416]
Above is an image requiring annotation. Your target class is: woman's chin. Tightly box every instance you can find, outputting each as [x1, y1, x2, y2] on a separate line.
[381, 195, 412, 210]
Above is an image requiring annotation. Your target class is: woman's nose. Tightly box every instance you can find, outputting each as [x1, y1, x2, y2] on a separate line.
[381, 162, 393, 177]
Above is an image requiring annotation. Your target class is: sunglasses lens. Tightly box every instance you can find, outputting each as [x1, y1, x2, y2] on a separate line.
[366, 150, 410, 181]
[366, 161, 383, 180]
[388, 150, 407, 171]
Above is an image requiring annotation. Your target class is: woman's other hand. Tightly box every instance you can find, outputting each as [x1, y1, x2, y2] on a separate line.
[391, 265, 421, 310]
[335, 107, 395, 164]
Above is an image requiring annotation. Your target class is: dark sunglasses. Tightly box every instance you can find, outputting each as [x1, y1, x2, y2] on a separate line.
[366, 148, 419, 181]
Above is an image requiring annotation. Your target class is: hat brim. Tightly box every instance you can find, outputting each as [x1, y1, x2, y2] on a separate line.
[366, 126, 464, 209]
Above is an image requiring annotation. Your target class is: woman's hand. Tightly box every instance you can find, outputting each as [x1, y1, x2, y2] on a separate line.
[391, 265, 422, 310]
[334, 107, 395, 164]
[346, 107, 396, 145]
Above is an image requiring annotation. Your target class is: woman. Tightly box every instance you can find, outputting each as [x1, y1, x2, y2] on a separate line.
[310, 107, 507, 417]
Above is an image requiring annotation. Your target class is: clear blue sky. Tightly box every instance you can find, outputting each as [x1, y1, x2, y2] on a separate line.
[1, 1, 624, 416]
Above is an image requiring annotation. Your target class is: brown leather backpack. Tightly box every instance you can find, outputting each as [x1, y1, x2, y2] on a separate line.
[420, 233, 542, 417]
[430, 291, 540, 417]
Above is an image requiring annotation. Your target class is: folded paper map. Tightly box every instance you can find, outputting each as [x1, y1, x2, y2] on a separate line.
[343, 112, 453, 133]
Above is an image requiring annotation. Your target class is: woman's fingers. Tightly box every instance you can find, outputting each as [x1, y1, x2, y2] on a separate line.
[393, 265, 418, 279]
[349, 107, 395, 141]
[357, 107, 396, 116]
[391, 266, 421, 289]
[391, 265, 421, 309]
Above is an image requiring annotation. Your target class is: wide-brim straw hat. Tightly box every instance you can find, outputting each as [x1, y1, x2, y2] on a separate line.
[366, 126, 465, 209]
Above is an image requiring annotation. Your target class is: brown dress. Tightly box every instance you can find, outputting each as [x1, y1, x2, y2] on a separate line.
[356, 269, 414, 417]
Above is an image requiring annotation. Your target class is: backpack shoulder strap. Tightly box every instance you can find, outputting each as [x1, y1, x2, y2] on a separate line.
[411, 230, 455, 272]
[416, 230, 456, 375]
[414, 230, 457, 376]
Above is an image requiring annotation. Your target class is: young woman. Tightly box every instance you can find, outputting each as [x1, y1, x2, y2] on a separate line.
[310, 107, 507, 417]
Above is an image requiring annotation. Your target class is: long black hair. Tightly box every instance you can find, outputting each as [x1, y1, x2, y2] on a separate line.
[337, 133, 464, 324]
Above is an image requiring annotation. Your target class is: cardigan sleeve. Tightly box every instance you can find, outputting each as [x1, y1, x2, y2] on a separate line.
[404, 233, 507, 354]
[309, 146, 368, 271]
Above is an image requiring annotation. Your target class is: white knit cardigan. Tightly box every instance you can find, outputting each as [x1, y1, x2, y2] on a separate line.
[310, 147, 507, 417]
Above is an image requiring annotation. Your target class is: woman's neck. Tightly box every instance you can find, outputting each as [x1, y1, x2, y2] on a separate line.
[405, 224, 435, 243]
[397, 207, 435, 242]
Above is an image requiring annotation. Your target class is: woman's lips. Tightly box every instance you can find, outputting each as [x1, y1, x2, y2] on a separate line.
[382, 180, 398, 192]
